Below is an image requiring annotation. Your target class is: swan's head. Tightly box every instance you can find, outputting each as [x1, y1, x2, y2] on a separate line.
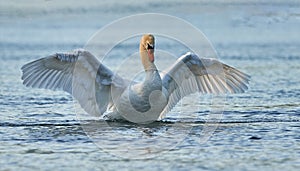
[140, 34, 155, 63]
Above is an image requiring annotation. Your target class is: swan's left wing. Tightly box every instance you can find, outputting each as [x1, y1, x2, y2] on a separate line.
[160, 52, 250, 119]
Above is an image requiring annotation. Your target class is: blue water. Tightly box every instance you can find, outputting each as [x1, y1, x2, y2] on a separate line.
[1, 1, 299, 170]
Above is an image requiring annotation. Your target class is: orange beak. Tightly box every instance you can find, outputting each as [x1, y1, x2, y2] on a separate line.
[147, 49, 154, 62]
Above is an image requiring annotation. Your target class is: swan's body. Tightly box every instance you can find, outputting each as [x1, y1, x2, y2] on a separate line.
[21, 34, 250, 123]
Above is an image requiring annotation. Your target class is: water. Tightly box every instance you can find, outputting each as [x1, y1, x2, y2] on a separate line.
[1, 0, 300, 170]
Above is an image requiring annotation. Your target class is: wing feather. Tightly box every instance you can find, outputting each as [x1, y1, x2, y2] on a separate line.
[159, 52, 250, 119]
[21, 49, 126, 117]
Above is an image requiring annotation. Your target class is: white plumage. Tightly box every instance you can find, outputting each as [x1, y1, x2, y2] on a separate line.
[21, 34, 250, 123]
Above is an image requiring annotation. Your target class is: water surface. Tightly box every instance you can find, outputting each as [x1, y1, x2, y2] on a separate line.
[0, 1, 299, 170]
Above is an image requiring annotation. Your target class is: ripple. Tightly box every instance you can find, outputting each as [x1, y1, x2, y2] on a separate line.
[23, 149, 54, 154]
[0, 120, 79, 127]
[1, 118, 298, 128]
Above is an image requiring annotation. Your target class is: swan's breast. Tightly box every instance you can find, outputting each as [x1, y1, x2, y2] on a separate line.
[115, 83, 167, 123]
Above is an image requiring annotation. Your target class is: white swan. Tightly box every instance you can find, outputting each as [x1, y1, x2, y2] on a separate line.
[21, 34, 250, 123]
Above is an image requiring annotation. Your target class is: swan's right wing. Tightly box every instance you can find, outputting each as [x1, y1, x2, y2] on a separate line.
[21, 49, 126, 117]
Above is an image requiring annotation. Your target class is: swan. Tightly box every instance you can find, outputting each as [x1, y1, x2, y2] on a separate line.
[21, 34, 250, 123]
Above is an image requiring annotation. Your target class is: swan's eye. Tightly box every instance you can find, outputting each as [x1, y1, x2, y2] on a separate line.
[147, 43, 154, 50]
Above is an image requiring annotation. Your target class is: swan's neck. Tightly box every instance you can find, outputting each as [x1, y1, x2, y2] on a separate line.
[140, 50, 157, 71]
[141, 67, 162, 95]
[138, 49, 161, 92]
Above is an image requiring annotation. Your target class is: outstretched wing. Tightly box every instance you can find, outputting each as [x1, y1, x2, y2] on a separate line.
[160, 52, 250, 119]
[21, 49, 126, 117]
